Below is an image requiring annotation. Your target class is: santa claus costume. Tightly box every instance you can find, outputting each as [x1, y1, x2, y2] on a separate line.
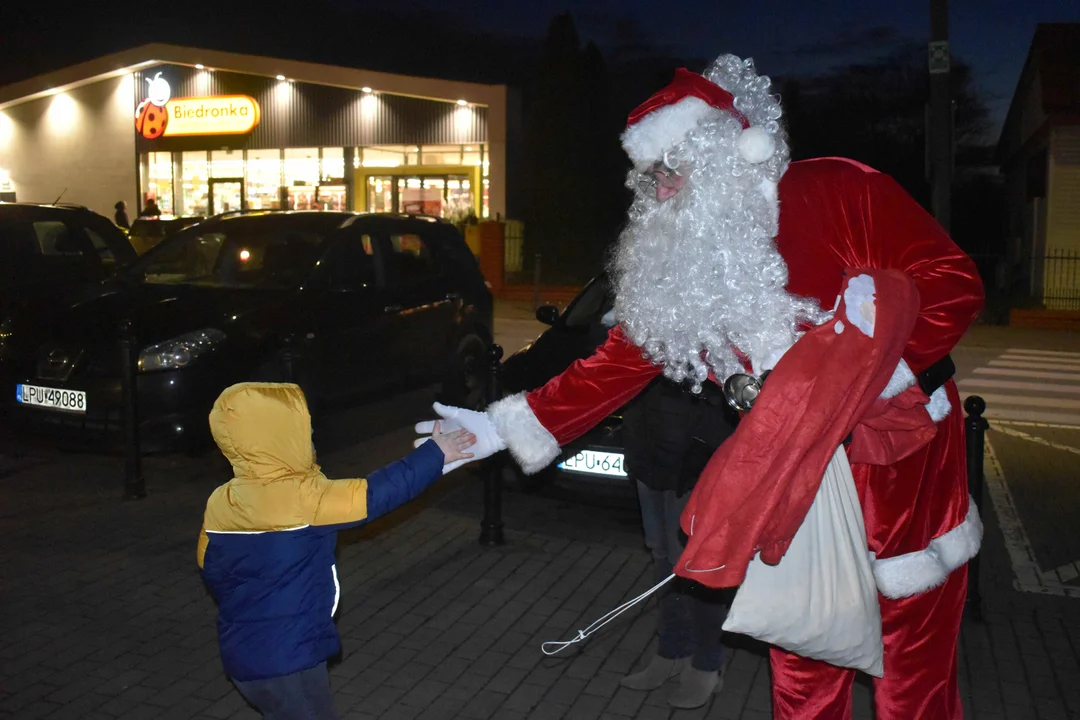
[419, 54, 984, 719]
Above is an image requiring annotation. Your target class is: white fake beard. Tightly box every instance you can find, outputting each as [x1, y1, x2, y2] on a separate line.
[610, 125, 827, 389]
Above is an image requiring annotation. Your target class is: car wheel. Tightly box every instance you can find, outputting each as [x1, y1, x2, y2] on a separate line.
[439, 333, 489, 411]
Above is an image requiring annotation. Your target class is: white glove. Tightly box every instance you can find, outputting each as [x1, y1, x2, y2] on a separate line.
[414, 402, 507, 474]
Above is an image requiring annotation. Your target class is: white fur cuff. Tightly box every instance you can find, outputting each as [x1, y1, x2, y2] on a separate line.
[926, 386, 952, 423]
[880, 359, 917, 400]
[488, 392, 561, 475]
[871, 496, 983, 599]
[876, 358, 951, 423]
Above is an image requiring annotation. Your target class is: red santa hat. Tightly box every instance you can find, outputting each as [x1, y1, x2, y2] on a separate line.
[621, 68, 776, 168]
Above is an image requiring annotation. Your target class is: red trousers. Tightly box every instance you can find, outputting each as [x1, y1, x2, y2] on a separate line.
[771, 566, 966, 719]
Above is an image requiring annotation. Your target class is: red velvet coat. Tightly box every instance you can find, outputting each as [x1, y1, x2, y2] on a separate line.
[520, 157, 984, 595]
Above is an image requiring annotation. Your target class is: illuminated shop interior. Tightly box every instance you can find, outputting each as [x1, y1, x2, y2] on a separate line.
[140, 143, 489, 221]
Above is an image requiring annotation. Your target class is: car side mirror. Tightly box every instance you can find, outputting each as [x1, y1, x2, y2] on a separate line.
[535, 305, 560, 326]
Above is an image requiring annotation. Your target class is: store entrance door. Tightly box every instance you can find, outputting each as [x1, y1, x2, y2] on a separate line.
[209, 178, 245, 216]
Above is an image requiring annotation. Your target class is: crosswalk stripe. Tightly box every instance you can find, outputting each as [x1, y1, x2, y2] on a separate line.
[988, 359, 1080, 372]
[990, 420, 1080, 429]
[1000, 354, 1080, 367]
[970, 393, 1080, 410]
[958, 379, 1080, 394]
[973, 367, 1080, 382]
[962, 348, 1080, 426]
[1005, 348, 1080, 358]
[984, 407, 1080, 426]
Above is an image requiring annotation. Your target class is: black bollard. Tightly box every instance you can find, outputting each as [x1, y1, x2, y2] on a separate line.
[964, 395, 988, 621]
[119, 318, 146, 500]
[479, 343, 505, 546]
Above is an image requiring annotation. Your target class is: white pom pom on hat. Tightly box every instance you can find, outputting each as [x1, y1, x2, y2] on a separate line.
[737, 126, 776, 164]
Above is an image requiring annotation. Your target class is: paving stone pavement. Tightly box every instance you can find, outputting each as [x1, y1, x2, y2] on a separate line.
[1, 428, 1079, 719]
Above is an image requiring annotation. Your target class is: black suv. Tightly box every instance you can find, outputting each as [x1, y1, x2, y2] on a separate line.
[1, 211, 492, 452]
[501, 274, 628, 489]
[0, 203, 137, 318]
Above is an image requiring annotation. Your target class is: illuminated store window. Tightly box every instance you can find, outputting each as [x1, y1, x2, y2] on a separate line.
[390, 175, 474, 220]
[285, 148, 319, 185]
[398, 176, 442, 216]
[210, 149, 243, 179]
[146, 152, 174, 215]
[247, 149, 282, 210]
[361, 146, 407, 168]
[209, 150, 243, 214]
[321, 147, 345, 182]
[421, 144, 466, 166]
[181, 151, 209, 217]
[461, 147, 483, 166]
[319, 148, 347, 211]
[481, 145, 489, 218]
[446, 176, 473, 223]
[284, 148, 320, 210]
[367, 176, 393, 212]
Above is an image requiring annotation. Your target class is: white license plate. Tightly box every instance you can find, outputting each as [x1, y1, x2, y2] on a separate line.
[558, 449, 627, 478]
[16, 384, 87, 414]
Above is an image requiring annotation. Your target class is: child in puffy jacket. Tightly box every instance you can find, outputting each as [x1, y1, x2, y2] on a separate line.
[197, 382, 475, 719]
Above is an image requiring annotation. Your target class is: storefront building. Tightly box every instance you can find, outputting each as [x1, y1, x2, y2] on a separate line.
[0, 44, 512, 224]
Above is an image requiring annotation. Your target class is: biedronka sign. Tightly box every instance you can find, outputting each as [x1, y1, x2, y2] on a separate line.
[136, 72, 260, 139]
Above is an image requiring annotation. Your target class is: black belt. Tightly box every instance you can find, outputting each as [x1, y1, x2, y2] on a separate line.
[918, 353, 955, 396]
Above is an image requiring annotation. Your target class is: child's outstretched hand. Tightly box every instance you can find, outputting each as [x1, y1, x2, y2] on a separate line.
[431, 421, 476, 465]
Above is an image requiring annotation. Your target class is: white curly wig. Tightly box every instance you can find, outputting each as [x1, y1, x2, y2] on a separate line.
[610, 54, 829, 390]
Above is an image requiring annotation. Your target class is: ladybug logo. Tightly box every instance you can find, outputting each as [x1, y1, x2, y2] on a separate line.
[135, 73, 171, 139]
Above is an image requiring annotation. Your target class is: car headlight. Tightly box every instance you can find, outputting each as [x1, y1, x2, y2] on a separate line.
[139, 328, 226, 372]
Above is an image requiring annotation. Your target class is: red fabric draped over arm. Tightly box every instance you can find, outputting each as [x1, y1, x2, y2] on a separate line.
[676, 269, 920, 589]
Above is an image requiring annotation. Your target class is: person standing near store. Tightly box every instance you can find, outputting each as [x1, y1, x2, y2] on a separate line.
[140, 197, 162, 217]
[619, 375, 737, 709]
[113, 201, 130, 230]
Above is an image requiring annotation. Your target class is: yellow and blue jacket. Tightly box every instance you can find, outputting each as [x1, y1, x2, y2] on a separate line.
[196, 382, 444, 681]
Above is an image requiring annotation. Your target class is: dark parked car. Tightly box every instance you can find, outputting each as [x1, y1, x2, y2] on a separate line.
[500, 273, 628, 489]
[0, 203, 138, 318]
[127, 216, 205, 255]
[1, 211, 492, 453]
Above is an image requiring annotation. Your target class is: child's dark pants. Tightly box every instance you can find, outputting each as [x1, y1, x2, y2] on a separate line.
[233, 662, 337, 719]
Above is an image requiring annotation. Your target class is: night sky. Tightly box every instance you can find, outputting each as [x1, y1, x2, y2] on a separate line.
[1, 0, 1077, 139]
[394, 0, 1080, 137]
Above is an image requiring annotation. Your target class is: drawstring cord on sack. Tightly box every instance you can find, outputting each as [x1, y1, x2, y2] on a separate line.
[540, 573, 676, 656]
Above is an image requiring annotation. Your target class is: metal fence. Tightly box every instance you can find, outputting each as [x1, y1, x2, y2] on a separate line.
[1040, 248, 1080, 311]
[504, 219, 525, 274]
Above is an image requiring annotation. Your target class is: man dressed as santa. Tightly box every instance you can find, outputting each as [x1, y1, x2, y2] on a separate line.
[418, 53, 985, 719]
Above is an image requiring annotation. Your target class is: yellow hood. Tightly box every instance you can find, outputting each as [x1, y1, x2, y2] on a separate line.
[209, 382, 316, 482]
